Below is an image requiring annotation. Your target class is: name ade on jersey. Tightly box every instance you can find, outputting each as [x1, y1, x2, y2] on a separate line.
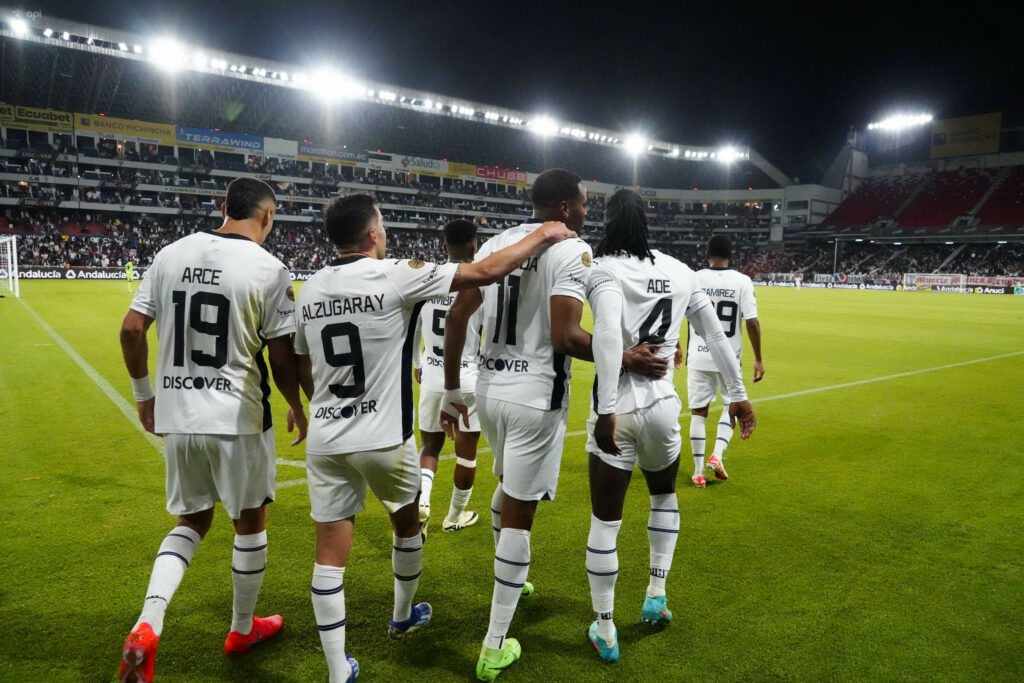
[647, 279, 671, 293]
[301, 294, 386, 321]
[181, 267, 222, 285]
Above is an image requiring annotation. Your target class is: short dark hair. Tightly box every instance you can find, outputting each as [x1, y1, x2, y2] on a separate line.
[443, 219, 477, 246]
[708, 234, 732, 260]
[595, 189, 654, 261]
[531, 168, 583, 209]
[324, 194, 378, 248]
[224, 177, 275, 220]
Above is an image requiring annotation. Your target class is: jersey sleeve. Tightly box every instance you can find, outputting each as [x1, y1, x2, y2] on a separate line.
[586, 262, 620, 301]
[386, 260, 459, 306]
[412, 310, 424, 369]
[684, 284, 713, 319]
[589, 276, 624, 414]
[740, 278, 758, 319]
[128, 251, 160, 318]
[261, 264, 297, 340]
[549, 240, 592, 302]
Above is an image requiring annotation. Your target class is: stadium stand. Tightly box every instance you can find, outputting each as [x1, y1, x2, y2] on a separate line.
[820, 175, 924, 228]
[977, 165, 1024, 227]
[898, 169, 994, 228]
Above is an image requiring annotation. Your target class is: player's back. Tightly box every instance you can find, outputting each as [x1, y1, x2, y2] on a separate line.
[687, 267, 756, 371]
[296, 255, 456, 455]
[133, 231, 294, 435]
[593, 249, 700, 413]
[475, 223, 592, 411]
[418, 294, 481, 392]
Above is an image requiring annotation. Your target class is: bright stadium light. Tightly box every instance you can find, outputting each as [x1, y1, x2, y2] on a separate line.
[717, 146, 743, 163]
[61, 31, 70, 40]
[529, 116, 559, 137]
[133, 44, 143, 54]
[867, 113, 933, 131]
[309, 69, 364, 101]
[624, 134, 647, 156]
[670, 148, 680, 157]
[149, 38, 185, 70]
[10, 18, 28, 36]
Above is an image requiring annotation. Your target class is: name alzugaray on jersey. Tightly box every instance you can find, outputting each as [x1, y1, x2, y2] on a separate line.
[302, 294, 386, 321]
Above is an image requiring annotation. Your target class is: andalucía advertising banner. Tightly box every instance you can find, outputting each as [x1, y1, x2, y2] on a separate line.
[12, 266, 145, 280]
[176, 126, 264, 153]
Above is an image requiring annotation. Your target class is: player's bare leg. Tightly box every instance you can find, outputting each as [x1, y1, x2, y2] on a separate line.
[418, 431, 445, 534]
[640, 460, 680, 626]
[707, 406, 732, 480]
[119, 509, 213, 683]
[224, 504, 282, 655]
[313, 518, 358, 683]
[444, 429, 480, 531]
[586, 454, 630, 663]
[690, 407, 709, 487]
[387, 499, 431, 639]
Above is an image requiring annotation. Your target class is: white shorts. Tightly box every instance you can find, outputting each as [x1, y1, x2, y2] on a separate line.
[163, 429, 276, 519]
[687, 369, 729, 410]
[478, 394, 568, 502]
[586, 395, 683, 472]
[306, 438, 420, 523]
[418, 388, 480, 433]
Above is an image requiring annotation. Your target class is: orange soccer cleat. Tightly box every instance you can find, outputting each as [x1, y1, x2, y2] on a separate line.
[691, 475, 707, 488]
[224, 615, 283, 655]
[707, 455, 728, 481]
[118, 622, 159, 683]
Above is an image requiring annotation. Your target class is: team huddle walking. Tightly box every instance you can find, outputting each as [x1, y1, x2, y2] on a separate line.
[117, 171, 761, 682]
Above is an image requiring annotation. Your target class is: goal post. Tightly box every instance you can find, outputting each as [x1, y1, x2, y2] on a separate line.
[901, 272, 967, 292]
[0, 234, 18, 298]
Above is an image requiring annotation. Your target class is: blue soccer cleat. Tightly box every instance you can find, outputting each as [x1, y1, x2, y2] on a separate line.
[345, 655, 359, 681]
[641, 594, 673, 625]
[388, 602, 432, 639]
[588, 621, 620, 663]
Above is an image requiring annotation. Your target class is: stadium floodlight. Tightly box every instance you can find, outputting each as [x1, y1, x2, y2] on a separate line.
[308, 69, 364, 101]
[717, 146, 743, 163]
[670, 148, 680, 157]
[529, 116, 559, 137]
[867, 113, 933, 131]
[292, 72, 308, 87]
[118, 42, 128, 51]
[149, 38, 185, 71]
[43, 27, 53, 37]
[133, 44, 143, 54]
[61, 31, 70, 40]
[10, 18, 28, 36]
[624, 135, 647, 156]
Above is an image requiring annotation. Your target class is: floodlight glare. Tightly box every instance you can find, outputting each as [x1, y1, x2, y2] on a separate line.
[867, 113, 933, 132]
[10, 18, 29, 36]
[717, 146, 743, 163]
[150, 38, 185, 71]
[529, 116, 559, 137]
[61, 31, 70, 40]
[623, 134, 647, 156]
[133, 45, 142, 54]
[43, 27, 52, 37]
[309, 69, 364, 101]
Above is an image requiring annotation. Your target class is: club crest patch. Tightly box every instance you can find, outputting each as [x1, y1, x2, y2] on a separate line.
[408, 259, 425, 269]
[582, 252, 592, 268]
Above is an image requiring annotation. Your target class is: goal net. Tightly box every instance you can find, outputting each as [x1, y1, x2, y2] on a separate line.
[901, 273, 967, 292]
[0, 235, 18, 298]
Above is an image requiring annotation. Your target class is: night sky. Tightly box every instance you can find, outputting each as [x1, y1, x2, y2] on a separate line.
[37, 0, 1024, 182]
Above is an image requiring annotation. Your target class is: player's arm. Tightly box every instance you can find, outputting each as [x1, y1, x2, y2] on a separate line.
[440, 288, 483, 437]
[266, 335, 308, 446]
[590, 286, 623, 456]
[412, 312, 423, 384]
[746, 317, 764, 382]
[449, 222, 576, 291]
[686, 292, 756, 439]
[120, 309, 158, 434]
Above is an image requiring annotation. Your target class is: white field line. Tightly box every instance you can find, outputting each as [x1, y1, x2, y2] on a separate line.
[441, 349, 1024, 460]
[20, 297, 307, 485]
[21, 296, 1020, 472]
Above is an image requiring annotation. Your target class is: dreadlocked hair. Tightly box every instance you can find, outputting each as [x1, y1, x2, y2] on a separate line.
[595, 189, 655, 261]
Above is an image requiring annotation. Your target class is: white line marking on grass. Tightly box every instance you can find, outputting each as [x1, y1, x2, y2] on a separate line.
[440, 349, 1024, 460]
[21, 297, 308, 486]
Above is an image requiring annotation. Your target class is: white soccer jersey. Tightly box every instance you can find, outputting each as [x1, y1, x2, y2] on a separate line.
[129, 231, 295, 435]
[686, 267, 758, 372]
[295, 256, 458, 455]
[587, 250, 710, 414]
[417, 295, 482, 392]
[473, 223, 592, 411]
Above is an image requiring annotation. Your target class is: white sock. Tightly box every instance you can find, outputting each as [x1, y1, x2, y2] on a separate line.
[447, 485, 473, 522]
[484, 528, 530, 649]
[713, 409, 734, 458]
[311, 563, 351, 683]
[392, 534, 423, 622]
[137, 526, 201, 636]
[690, 415, 707, 475]
[586, 515, 621, 642]
[230, 531, 267, 634]
[647, 493, 679, 598]
[419, 469, 434, 508]
[490, 484, 504, 547]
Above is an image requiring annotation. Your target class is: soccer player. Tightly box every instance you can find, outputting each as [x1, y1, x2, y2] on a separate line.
[413, 219, 484, 535]
[585, 189, 756, 662]
[117, 178, 308, 683]
[294, 194, 576, 683]
[687, 234, 764, 487]
[440, 169, 668, 680]
[125, 259, 134, 291]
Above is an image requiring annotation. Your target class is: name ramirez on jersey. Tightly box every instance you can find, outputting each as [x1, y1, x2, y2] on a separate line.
[686, 267, 758, 371]
[295, 256, 459, 455]
[474, 223, 592, 411]
[129, 231, 296, 435]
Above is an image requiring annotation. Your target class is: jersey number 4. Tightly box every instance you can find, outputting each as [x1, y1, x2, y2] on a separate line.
[172, 290, 229, 368]
[638, 297, 672, 345]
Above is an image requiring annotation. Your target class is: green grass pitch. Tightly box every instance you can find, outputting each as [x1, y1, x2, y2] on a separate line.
[1, 281, 1022, 681]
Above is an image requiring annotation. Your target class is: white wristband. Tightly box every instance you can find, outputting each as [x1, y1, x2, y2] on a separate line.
[131, 375, 155, 402]
[440, 388, 464, 418]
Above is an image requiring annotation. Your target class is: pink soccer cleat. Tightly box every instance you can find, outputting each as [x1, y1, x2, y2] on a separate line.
[224, 615, 283, 655]
[691, 475, 707, 488]
[707, 455, 728, 481]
